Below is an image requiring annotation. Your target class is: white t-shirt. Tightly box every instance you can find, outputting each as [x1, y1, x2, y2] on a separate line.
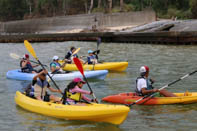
[137, 78, 147, 92]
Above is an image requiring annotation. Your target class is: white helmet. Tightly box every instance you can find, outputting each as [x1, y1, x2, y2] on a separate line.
[52, 56, 59, 60]
[140, 66, 149, 73]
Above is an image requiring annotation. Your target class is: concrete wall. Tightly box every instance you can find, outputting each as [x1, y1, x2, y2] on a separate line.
[0, 10, 155, 33]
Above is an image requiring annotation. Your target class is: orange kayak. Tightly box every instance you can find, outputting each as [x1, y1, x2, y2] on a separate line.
[102, 92, 197, 105]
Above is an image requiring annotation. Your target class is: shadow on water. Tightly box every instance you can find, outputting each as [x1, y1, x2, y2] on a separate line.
[15, 106, 123, 131]
[6, 79, 30, 93]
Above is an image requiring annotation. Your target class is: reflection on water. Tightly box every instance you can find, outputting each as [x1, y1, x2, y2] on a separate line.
[1, 42, 197, 130]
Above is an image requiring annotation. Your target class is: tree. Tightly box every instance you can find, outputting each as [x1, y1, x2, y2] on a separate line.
[0, 0, 27, 21]
[120, 0, 124, 11]
[88, 0, 94, 14]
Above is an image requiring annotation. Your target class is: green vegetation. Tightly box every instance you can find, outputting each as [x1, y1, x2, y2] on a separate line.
[0, 0, 197, 21]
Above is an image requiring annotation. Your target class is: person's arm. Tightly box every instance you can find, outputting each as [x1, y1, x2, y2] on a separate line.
[81, 95, 91, 102]
[33, 70, 47, 80]
[21, 60, 28, 68]
[138, 78, 158, 95]
[71, 87, 91, 95]
[32, 64, 40, 68]
[48, 83, 62, 93]
[141, 88, 158, 95]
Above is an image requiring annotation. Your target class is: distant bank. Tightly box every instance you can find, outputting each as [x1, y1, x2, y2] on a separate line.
[0, 10, 197, 44]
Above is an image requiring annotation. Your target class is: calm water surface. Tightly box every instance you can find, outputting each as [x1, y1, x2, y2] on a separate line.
[1, 41, 197, 131]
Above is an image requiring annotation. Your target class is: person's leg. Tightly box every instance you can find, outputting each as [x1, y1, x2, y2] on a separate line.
[49, 95, 61, 102]
[159, 89, 176, 97]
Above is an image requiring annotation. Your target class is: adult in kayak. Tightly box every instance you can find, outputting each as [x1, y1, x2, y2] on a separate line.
[62, 77, 94, 105]
[50, 56, 67, 74]
[20, 54, 39, 73]
[136, 66, 176, 97]
[85, 50, 98, 65]
[26, 69, 61, 101]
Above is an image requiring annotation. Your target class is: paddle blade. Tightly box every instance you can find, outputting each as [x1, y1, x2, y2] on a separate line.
[72, 48, 80, 56]
[73, 57, 84, 76]
[24, 40, 37, 60]
[10, 53, 20, 59]
[97, 37, 101, 47]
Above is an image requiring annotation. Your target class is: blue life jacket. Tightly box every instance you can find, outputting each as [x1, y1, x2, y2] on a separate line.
[87, 55, 96, 64]
[50, 62, 61, 73]
[20, 60, 34, 73]
[135, 76, 154, 96]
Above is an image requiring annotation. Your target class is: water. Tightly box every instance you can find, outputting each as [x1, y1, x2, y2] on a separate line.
[1, 41, 197, 131]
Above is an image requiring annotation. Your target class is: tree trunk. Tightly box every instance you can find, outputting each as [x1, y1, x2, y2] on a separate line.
[84, 1, 88, 14]
[120, 0, 123, 12]
[108, 0, 112, 13]
[88, 0, 94, 14]
[98, 0, 101, 8]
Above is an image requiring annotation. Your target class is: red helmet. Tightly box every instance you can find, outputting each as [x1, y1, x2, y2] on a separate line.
[140, 66, 149, 73]
[24, 54, 29, 59]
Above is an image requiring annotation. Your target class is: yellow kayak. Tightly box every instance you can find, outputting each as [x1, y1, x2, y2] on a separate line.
[59, 61, 128, 72]
[15, 91, 130, 125]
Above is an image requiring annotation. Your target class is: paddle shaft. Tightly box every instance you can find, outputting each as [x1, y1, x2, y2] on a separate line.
[82, 75, 97, 100]
[29, 60, 47, 67]
[24, 40, 62, 95]
[37, 59, 63, 94]
[92, 38, 101, 70]
[130, 70, 197, 106]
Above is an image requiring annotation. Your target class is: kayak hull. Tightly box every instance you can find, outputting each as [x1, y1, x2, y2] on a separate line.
[15, 91, 130, 125]
[59, 61, 128, 72]
[102, 92, 197, 105]
[6, 69, 108, 81]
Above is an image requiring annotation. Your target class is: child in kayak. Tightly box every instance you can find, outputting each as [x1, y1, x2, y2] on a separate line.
[62, 77, 94, 105]
[136, 66, 176, 97]
[85, 50, 98, 65]
[65, 46, 78, 64]
[65, 46, 84, 64]
[50, 56, 67, 74]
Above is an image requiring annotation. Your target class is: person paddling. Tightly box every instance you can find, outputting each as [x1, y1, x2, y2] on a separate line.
[136, 66, 176, 97]
[85, 50, 98, 65]
[20, 54, 39, 73]
[65, 46, 78, 63]
[50, 56, 67, 74]
[62, 77, 95, 105]
[26, 69, 61, 102]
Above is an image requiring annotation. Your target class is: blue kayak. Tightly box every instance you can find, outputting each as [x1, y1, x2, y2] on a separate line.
[6, 69, 108, 81]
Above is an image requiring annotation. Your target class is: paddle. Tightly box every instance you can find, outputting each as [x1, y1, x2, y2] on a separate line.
[129, 69, 197, 107]
[94, 37, 101, 60]
[10, 53, 47, 67]
[91, 38, 101, 70]
[24, 40, 62, 95]
[73, 57, 98, 103]
[48, 48, 80, 82]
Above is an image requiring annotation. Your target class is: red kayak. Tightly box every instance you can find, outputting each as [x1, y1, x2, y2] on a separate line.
[102, 92, 197, 105]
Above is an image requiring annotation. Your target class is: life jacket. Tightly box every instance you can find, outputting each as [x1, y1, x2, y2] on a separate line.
[32, 79, 48, 99]
[50, 62, 61, 73]
[66, 91, 81, 101]
[135, 76, 154, 96]
[62, 86, 82, 103]
[87, 55, 97, 64]
[20, 60, 33, 73]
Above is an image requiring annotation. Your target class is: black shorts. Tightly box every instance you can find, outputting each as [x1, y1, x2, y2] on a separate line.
[44, 93, 50, 102]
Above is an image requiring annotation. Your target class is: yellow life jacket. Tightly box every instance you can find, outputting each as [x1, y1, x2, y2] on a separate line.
[66, 91, 81, 101]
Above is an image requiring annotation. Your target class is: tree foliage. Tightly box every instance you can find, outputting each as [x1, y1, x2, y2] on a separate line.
[0, 0, 196, 21]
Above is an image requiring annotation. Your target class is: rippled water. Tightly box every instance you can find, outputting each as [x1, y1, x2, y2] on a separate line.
[1, 41, 197, 131]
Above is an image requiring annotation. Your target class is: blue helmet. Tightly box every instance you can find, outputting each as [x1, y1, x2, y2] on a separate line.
[88, 50, 93, 54]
